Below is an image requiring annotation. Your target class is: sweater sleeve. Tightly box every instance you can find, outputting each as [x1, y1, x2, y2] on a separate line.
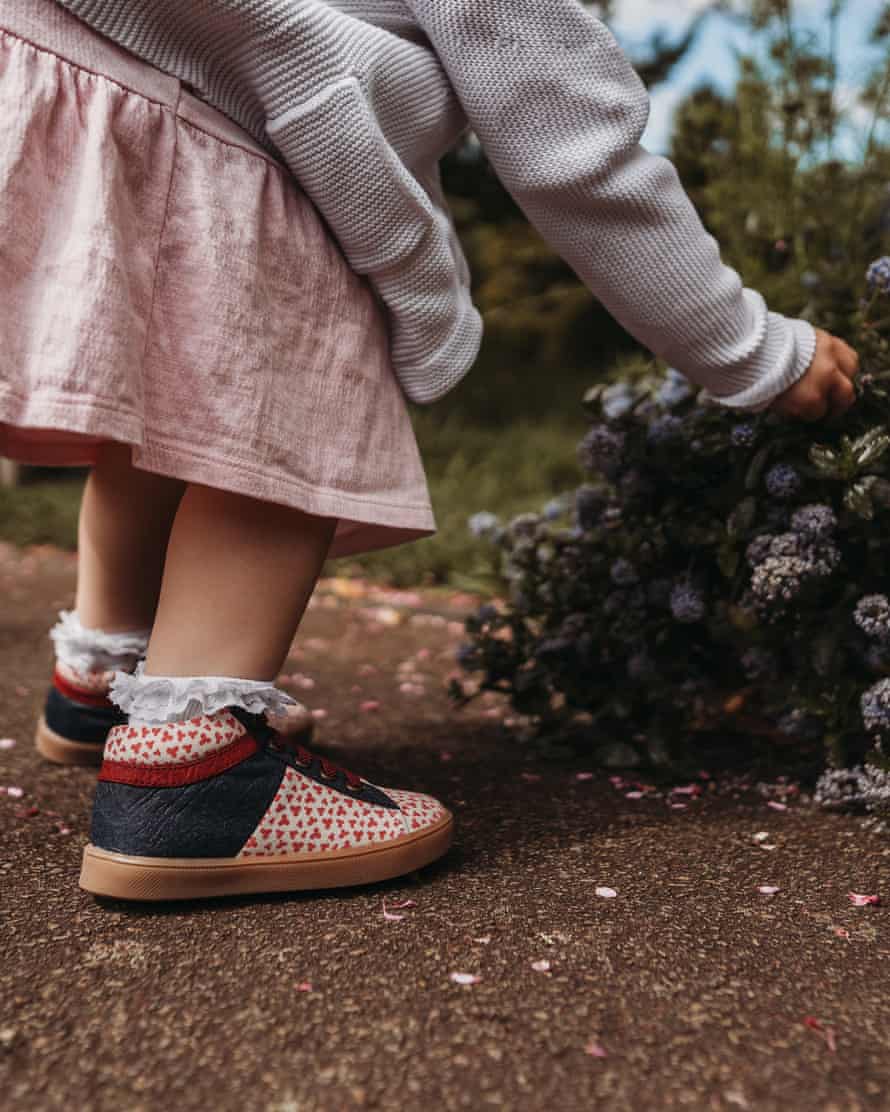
[404, 0, 817, 409]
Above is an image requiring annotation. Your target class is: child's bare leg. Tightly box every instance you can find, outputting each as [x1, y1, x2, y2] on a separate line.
[75, 443, 186, 631]
[144, 484, 337, 681]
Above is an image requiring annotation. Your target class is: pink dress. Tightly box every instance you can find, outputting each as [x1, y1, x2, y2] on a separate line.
[0, 2, 437, 559]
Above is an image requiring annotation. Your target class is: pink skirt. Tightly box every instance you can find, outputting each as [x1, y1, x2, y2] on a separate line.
[0, 1, 437, 559]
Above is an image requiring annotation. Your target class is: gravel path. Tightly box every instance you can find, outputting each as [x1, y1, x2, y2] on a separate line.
[1, 545, 888, 1111]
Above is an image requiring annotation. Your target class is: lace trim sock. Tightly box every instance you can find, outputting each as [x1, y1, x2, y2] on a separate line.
[109, 660, 304, 726]
[49, 610, 151, 689]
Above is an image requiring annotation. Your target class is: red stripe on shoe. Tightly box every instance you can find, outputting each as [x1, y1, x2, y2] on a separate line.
[98, 734, 259, 787]
[53, 669, 115, 709]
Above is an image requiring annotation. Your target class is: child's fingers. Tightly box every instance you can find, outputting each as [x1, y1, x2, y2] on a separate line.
[828, 371, 856, 417]
[833, 337, 860, 379]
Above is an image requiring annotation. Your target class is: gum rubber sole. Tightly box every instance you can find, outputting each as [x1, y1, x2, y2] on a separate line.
[35, 715, 104, 767]
[79, 812, 454, 901]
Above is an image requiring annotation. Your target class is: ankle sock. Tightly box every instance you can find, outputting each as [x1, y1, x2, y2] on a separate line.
[49, 610, 151, 691]
[109, 660, 301, 726]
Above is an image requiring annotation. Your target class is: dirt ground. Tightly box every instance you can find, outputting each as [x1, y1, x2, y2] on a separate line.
[1, 544, 888, 1111]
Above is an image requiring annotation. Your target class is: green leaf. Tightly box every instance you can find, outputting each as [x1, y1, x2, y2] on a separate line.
[717, 543, 741, 580]
[809, 443, 844, 478]
[844, 477, 877, 520]
[745, 445, 772, 491]
[727, 497, 757, 539]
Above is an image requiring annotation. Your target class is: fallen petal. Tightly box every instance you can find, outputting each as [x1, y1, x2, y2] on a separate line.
[757, 886, 780, 895]
[360, 700, 381, 713]
[531, 959, 551, 973]
[625, 791, 644, 800]
[595, 887, 618, 899]
[584, 1040, 608, 1058]
[294, 981, 313, 992]
[450, 972, 481, 985]
[472, 935, 492, 945]
[0, 738, 16, 750]
[767, 801, 788, 812]
[388, 899, 417, 911]
[834, 928, 850, 939]
[6, 786, 23, 799]
[520, 772, 542, 783]
[848, 892, 880, 907]
[575, 772, 594, 782]
[310, 708, 328, 720]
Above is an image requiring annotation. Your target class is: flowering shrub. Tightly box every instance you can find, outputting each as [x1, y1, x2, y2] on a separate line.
[453, 263, 890, 812]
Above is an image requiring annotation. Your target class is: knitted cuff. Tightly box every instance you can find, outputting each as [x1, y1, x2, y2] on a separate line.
[109, 661, 302, 725]
[49, 609, 151, 674]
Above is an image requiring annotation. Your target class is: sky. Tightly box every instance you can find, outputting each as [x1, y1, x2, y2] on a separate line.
[609, 0, 888, 155]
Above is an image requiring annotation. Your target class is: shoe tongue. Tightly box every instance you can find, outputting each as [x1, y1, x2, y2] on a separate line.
[227, 705, 276, 743]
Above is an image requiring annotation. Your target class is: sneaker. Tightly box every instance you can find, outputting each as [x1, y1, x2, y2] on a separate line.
[79, 707, 453, 900]
[35, 666, 127, 767]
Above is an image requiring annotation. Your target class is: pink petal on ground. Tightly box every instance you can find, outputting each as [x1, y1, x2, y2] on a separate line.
[758, 886, 780, 895]
[6, 786, 23, 798]
[56, 825, 72, 835]
[575, 772, 594, 782]
[848, 892, 881, 907]
[310, 708, 328, 720]
[294, 981, 313, 992]
[388, 899, 417, 911]
[767, 801, 788, 812]
[520, 772, 542, 783]
[358, 664, 378, 677]
[625, 791, 644, 800]
[415, 648, 432, 662]
[584, 1040, 608, 1058]
[382, 908, 405, 922]
[0, 738, 16, 750]
[670, 803, 688, 810]
[360, 700, 381, 713]
[834, 928, 850, 939]
[595, 887, 617, 899]
[804, 1016, 837, 1053]
[439, 751, 453, 763]
[671, 785, 700, 796]
[472, 935, 492, 945]
[531, 960, 551, 973]
[450, 972, 481, 985]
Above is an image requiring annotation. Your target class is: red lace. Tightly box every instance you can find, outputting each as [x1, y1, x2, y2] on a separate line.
[287, 741, 364, 792]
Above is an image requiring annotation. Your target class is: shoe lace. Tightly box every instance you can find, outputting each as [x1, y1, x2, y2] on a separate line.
[271, 736, 364, 792]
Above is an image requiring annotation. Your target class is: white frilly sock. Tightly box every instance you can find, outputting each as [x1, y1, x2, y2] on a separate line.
[109, 660, 303, 726]
[49, 609, 151, 676]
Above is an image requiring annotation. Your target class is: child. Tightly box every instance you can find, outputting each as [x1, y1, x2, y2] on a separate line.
[0, 0, 858, 901]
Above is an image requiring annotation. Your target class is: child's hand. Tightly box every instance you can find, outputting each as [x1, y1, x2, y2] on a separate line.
[768, 328, 859, 421]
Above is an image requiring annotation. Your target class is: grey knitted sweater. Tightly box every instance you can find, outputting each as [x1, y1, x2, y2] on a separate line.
[54, 0, 816, 408]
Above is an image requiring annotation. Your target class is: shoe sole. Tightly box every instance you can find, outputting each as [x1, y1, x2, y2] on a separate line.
[79, 812, 454, 901]
[35, 715, 104, 767]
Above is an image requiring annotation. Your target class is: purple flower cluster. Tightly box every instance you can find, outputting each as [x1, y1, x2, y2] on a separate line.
[854, 594, 890, 641]
[646, 414, 685, 445]
[731, 423, 757, 448]
[866, 256, 890, 295]
[790, 503, 837, 540]
[862, 678, 890, 733]
[670, 581, 706, 624]
[578, 424, 626, 478]
[765, 464, 802, 501]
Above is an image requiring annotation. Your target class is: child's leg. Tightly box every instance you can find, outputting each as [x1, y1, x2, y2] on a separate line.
[38, 444, 186, 765]
[144, 483, 337, 680]
[75, 443, 186, 632]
